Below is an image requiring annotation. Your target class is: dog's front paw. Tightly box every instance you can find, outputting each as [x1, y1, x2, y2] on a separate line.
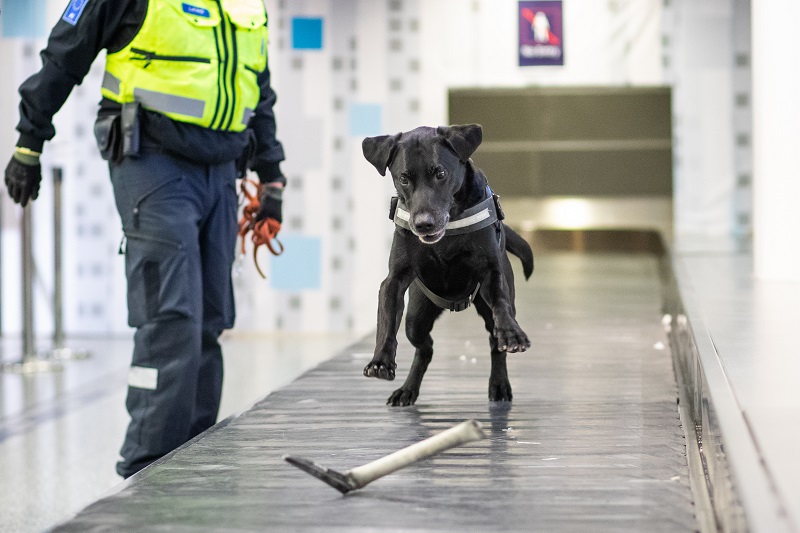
[387, 387, 418, 406]
[494, 324, 531, 353]
[363, 360, 396, 380]
[489, 378, 513, 402]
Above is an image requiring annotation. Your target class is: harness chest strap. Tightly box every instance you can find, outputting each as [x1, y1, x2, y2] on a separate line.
[414, 279, 481, 313]
[390, 189, 505, 312]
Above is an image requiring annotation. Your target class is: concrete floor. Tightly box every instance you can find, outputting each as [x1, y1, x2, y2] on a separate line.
[0, 331, 360, 533]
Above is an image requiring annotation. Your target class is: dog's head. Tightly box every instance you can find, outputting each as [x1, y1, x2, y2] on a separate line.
[362, 124, 483, 244]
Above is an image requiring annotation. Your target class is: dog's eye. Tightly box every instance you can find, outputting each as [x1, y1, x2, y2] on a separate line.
[435, 169, 446, 180]
[398, 174, 410, 186]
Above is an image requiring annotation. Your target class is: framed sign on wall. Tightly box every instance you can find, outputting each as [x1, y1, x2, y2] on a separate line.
[519, 1, 564, 66]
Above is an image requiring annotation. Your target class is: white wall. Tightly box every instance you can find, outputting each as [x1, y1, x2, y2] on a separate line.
[418, 0, 664, 125]
[752, 0, 800, 281]
[663, 0, 751, 252]
[1, 0, 754, 336]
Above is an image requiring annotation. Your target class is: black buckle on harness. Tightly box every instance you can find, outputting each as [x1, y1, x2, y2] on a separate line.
[389, 196, 399, 221]
[493, 193, 505, 221]
[451, 282, 481, 312]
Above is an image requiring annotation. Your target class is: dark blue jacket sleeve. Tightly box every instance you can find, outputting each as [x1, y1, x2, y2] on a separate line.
[16, 0, 143, 152]
[247, 28, 286, 177]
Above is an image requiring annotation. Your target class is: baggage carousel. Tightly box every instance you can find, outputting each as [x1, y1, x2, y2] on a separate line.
[53, 247, 699, 532]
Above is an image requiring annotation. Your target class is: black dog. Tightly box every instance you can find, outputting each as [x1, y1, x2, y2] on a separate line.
[361, 124, 534, 406]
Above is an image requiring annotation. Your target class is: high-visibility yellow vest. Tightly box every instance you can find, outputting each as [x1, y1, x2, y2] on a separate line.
[102, 0, 268, 132]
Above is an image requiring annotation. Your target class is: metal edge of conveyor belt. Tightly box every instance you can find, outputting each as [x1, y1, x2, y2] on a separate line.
[525, 228, 756, 533]
[663, 253, 795, 533]
[658, 251, 743, 533]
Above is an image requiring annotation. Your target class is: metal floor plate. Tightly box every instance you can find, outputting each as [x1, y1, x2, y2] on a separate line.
[53, 253, 697, 532]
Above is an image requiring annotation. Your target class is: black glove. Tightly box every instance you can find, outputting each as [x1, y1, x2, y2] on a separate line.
[253, 160, 285, 224]
[5, 156, 42, 207]
[255, 183, 283, 223]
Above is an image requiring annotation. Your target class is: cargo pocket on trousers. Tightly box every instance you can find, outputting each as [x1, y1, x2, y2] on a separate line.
[124, 232, 192, 328]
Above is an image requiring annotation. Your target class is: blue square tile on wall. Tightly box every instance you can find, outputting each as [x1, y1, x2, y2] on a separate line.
[1, 0, 48, 38]
[292, 17, 323, 50]
[349, 103, 382, 136]
[270, 235, 321, 291]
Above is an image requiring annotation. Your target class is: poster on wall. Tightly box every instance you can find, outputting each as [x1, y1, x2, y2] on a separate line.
[518, 1, 564, 66]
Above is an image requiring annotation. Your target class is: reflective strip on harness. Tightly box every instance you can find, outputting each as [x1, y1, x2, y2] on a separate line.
[103, 71, 121, 95]
[133, 88, 206, 119]
[242, 108, 255, 126]
[446, 208, 490, 230]
[392, 193, 501, 236]
[394, 207, 411, 225]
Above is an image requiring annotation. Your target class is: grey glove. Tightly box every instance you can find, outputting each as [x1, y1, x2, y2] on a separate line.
[5, 155, 42, 207]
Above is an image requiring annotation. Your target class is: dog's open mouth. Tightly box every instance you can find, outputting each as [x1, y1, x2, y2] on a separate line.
[419, 228, 446, 244]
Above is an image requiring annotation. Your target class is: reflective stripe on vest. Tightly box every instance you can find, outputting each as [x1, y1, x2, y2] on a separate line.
[102, 0, 268, 132]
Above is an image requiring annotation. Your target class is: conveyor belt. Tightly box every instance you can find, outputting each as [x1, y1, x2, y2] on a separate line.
[54, 253, 697, 532]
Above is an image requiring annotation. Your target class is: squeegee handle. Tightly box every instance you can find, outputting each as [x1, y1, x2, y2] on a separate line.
[347, 419, 485, 488]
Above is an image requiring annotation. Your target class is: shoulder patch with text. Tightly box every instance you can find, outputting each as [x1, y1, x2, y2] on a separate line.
[62, 0, 89, 26]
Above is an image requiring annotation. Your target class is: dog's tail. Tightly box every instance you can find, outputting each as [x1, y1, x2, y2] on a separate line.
[504, 224, 534, 280]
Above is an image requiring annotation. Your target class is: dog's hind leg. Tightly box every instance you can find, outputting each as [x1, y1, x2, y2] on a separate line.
[387, 283, 443, 406]
[474, 295, 513, 402]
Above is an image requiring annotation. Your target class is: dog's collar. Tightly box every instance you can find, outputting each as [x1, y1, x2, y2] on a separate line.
[389, 187, 505, 236]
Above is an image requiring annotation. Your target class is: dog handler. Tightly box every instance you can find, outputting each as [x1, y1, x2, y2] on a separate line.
[4, 0, 286, 478]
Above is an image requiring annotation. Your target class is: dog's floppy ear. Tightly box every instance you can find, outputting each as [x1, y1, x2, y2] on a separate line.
[362, 133, 401, 176]
[437, 124, 483, 162]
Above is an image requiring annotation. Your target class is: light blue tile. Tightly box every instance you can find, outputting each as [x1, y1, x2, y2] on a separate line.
[270, 235, 321, 290]
[349, 103, 382, 136]
[292, 17, 323, 50]
[2, 0, 48, 38]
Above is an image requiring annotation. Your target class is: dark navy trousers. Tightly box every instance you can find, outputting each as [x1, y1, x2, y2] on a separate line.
[110, 150, 238, 478]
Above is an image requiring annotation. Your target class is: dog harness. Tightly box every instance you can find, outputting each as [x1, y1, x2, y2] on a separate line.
[389, 187, 505, 312]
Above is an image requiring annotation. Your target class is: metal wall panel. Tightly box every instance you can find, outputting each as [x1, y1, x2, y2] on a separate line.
[449, 87, 673, 197]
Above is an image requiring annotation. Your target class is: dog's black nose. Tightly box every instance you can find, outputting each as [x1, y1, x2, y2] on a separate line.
[413, 214, 436, 234]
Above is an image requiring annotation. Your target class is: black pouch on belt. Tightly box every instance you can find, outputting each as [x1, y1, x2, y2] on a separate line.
[94, 113, 121, 162]
[121, 101, 141, 158]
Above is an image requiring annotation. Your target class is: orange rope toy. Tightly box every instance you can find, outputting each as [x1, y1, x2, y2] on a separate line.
[238, 176, 284, 279]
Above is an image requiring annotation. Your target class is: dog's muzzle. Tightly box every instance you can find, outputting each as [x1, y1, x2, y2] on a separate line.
[412, 214, 449, 244]
[418, 229, 446, 244]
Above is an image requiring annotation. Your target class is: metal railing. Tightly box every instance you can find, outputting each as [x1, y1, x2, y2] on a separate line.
[2, 167, 90, 373]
